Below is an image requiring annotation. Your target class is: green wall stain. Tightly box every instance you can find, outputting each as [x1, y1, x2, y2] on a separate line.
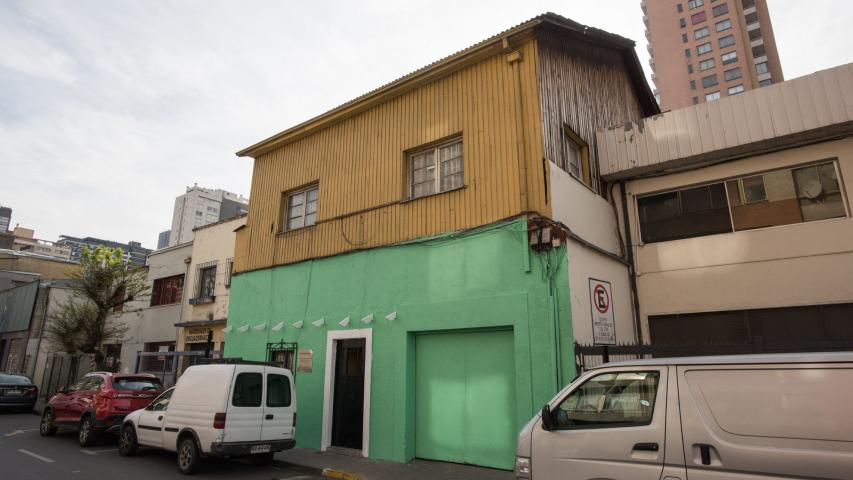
[225, 218, 573, 467]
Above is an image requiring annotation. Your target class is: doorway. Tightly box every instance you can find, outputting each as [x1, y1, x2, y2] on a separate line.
[321, 329, 372, 457]
[331, 338, 365, 449]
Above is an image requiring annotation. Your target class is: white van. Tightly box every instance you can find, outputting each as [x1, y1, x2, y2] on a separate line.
[515, 352, 853, 480]
[118, 361, 296, 474]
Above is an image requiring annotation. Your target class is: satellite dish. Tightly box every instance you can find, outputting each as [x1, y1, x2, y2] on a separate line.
[802, 179, 823, 199]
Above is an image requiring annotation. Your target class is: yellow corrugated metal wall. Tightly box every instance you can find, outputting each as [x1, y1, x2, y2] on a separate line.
[235, 38, 547, 273]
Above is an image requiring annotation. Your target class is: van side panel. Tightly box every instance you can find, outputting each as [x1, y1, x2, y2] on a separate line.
[164, 365, 234, 452]
[677, 363, 853, 479]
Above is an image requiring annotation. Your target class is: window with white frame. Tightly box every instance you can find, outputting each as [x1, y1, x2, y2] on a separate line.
[694, 26, 710, 40]
[728, 84, 745, 95]
[705, 91, 721, 101]
[721, 51, 738, 65]
[283, 185, 318, 231]
[699, 58, 715, 71]
[715, 19, 732, 32]
[559, 124, 591, 185]
[408, 138, 463, 199]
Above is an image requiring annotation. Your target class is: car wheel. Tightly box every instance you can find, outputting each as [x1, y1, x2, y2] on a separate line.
[249, 452, 274, 465]
[78, 416, 98, 447]
[177, 436, 200, 474]
[39, 409, 57, 436]
[118, 424, 139, 457]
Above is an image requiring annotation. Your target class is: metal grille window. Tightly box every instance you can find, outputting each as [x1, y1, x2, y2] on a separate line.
[721, 51, 738, 65]
[193, 261, 217, 302]
[718, 34, 735, 48]
[700, 58, 715, 71]
[225, 257, 233, 288]
[283, 185, 318, 231]
[408, 138, 463, 199]
[694, 26, 710, 40]
[151, 274, 184, 306]
[267, 341, 297, 370]
[697, 42, 712, 55]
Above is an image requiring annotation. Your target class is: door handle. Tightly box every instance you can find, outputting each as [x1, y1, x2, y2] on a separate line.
[158, 416, 163, 421]
[265, 414, 274, 420]
[632, 442, 659, 452]
[699, 444, 711, 465]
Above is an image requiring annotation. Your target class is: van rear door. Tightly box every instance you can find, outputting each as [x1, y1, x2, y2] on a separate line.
[224, 366, 264, 443]
[530, 366, 667, 479]
[677, 363, 853, 479]
[260, 367, 295, 442]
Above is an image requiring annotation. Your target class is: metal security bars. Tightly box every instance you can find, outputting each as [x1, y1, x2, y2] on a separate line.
[190, 260, 217, 304]
[267, 341, 298, 371]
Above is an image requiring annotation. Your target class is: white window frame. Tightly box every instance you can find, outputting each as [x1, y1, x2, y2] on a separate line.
[728, 84, 745, 95]
[721, 51, 738, 65]
[407, 137, 464, 199]
[283, 184, 318, 232]
[716, 19, 732, 32]
[705, 91, 721, 102]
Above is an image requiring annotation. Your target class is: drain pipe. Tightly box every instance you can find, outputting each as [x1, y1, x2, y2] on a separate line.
[619, 182, 644, 343]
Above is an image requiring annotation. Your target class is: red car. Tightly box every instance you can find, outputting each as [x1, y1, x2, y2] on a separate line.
[40, 372, 164, 446]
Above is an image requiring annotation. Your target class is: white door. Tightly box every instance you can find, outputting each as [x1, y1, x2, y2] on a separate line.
[136, 388, 174, 446]
[260, 368, 295, 442]
[224, 366, 264, 443]
[530, 367, 668, 480]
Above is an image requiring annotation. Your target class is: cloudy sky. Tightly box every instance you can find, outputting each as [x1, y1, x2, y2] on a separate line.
[2, 0, 850, 248]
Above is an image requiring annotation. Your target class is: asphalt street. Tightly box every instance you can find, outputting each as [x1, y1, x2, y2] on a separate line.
[0, 411, 323, 480]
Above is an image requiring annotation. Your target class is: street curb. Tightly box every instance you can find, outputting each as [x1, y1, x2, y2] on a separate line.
[321, 468, 366, 480]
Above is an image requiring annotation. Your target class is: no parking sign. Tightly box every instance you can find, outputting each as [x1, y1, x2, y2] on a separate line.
[589, 278, 615, 345]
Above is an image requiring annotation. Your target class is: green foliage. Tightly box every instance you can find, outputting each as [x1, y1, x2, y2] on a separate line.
[45, 246, 149, 368]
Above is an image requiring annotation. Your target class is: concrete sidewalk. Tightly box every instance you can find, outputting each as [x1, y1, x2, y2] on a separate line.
[274, 448, 515, 480]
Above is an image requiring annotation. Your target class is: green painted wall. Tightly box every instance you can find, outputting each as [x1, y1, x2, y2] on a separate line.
[225, 217, 574, 465]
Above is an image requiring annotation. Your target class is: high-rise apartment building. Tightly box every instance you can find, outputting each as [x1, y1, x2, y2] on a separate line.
[0, 206, 11, 232]
[168, 185, 248, 246]
[643, 0, 784, 111]
[56, 236, 152, 266]
[156, 229, 171, 249]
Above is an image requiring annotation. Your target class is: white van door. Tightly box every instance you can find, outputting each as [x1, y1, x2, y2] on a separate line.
[260, 367, 295, 442]
[135, 388, 174, 447]
[224, 366, 264, 443]
[530, 367, 667, 479]
[677, 363, 853, 479]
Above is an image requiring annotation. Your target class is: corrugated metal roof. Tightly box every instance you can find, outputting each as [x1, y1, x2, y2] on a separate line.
[237, 12, 657, 158]
[597, 63, 853, 180]
[0, 280, 38, 333]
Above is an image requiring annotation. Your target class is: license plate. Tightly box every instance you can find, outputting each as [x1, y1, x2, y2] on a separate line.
[250, 444, 270, 454]
[6, 390, 22, 396]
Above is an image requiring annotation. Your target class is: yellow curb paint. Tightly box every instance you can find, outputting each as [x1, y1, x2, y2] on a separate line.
[321, 468, 365, 480]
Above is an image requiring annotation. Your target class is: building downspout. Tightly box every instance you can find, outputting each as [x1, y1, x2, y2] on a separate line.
[619, 182, 644, 343]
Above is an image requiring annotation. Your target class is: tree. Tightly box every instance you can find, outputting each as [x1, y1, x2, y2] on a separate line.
[45, 246, 149, 370]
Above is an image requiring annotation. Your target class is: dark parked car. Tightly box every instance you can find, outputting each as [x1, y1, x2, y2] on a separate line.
[40, 372, 163, 446]
[0, 373, 38, 412]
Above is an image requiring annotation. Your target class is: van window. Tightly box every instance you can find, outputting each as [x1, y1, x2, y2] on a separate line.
[232, 372, 262, 407]
[266, 374, 291, 407]
[554, 371, 660, 429]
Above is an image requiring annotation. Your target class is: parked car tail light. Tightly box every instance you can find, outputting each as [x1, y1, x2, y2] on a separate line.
[25, 386, 38, 397]
[213, 412, 226, 429]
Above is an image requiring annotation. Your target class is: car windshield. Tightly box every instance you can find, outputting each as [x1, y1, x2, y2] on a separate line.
[113, 378, 162, 391]
[0, 374, 32, 385]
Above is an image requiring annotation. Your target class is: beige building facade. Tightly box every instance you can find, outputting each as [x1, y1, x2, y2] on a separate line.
[599, 64, 853, 343]
[175, 215, 246, 355]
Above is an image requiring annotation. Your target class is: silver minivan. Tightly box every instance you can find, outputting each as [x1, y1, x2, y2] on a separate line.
[515, 352, 853, 479]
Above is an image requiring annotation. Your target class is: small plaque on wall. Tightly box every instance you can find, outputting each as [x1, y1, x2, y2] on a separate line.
[297, 349, 314, 373]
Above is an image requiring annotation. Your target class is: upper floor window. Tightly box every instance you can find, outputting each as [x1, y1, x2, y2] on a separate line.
[699, 58, 715, 71]
[702, 74, 719, 88]
[712, 2, 728, 16]
[688, 0, 704, 9]
[724, 67, 742, 81]
[752, 44, 766, 57]
[705, 91, 721, 102]
[680, 18, 687, 28]
[408, 137, 463, 199]
[745, 12, 759, 25]
[718, 34, 735, 48]
[637, 161, 847, 243]
[721, 51, 738, 65]
[697, 42, 712, 55]
[691, 11, 707, 24]
[716, 19, 732, 32]
[224, 257, 233, 288]
[677, 3, 684, 12]
[193, 261, 217, 302]
[742, 0, 755, 7]
[283, 184, 318, 231]
[684, 48, 692, 58]
[748, 28, 762, 41]
[560, 124, 590, 185]
[151, 274, 184, 307]
[694, 26, 710, 40]
[755, 61, 769, 75]
[728, 84, 745, 95]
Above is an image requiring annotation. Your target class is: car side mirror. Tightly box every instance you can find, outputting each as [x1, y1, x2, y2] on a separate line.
[541, 404, 556, 431]
[58, 386, 69, 394]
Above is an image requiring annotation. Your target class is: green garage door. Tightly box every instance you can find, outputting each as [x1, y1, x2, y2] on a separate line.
[415, 329, 517, 470]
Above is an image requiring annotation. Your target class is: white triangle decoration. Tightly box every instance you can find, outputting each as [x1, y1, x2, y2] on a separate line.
[292, 320, 304, 329]
[385, 311, 397, 321]
[339, 316, 350, 327]
[272, 321, 285, 332]
[254, 323, 266, 331]
[237, 324, 249, 332]
[361, 313, 374, 324]
[312, 318, 325, 327]
[222, 325, 233, 333]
